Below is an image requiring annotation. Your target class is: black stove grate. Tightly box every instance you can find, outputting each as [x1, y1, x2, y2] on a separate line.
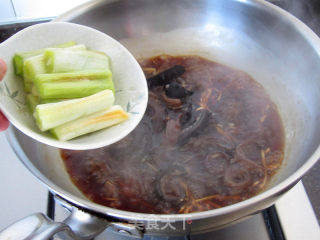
[263, 206, 285, 240]
[0, 19, 51, 43]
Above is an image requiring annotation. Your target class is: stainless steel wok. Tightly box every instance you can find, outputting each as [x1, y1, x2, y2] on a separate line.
[2, 0, 320, 239]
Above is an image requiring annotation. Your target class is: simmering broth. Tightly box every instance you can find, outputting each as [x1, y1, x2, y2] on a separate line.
[61, 55, 284, 214]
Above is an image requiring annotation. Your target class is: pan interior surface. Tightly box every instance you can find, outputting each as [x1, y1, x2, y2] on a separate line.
[9, 0, 320, 219]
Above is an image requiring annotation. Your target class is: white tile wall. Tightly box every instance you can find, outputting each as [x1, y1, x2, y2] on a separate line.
[12, 0, 90, 19]
[0, 0, 16, 22]
[0, 0, 91, 24]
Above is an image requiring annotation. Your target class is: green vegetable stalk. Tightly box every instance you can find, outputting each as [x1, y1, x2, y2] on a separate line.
[44, 49, 110, 73]
[51, 105, 129, 141]
[14, 41, 128, 141]
[23, 55, 47, 82]
[23, 44, 87, 82]
[34, 89, 115, 131]
[13, 41, 76, 76]
[36, 79, 114, 99]
[26, 94, 39, 113]
[34, 70, 111, 84]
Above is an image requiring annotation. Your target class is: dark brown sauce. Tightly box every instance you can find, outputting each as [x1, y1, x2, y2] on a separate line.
[61, 55, 285, 214]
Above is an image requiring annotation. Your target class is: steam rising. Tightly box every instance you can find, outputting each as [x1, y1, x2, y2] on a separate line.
[268, 0, 320, 35]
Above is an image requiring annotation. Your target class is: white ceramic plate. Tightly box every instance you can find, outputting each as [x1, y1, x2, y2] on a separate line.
[0, 22, 148, 150]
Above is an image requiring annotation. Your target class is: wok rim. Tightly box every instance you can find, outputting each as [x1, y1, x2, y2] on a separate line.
[7, 0, 320, 223]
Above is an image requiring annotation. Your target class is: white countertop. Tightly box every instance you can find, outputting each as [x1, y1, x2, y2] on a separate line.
[0, 132, 47, 230]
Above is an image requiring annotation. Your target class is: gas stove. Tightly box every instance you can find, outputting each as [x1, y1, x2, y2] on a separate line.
[0, 0, 320, 239]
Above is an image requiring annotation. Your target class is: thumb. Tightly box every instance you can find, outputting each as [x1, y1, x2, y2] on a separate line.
[0, 111, 9, 131]
[0, 59, 7, 81]
[0, 59, 9, 131]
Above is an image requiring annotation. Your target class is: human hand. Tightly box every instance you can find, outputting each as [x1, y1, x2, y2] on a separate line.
[0, 59, 9, 131]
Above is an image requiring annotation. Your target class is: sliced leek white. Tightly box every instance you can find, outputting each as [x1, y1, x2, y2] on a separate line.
[34, 89, 115, 131]
[51, 105, 129, 141]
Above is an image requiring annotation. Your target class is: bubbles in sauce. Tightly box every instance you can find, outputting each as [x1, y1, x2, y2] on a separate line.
[61, 55, 285, 214]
